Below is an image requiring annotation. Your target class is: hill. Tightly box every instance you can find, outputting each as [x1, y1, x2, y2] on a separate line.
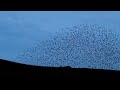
[0, 59, 120, 81]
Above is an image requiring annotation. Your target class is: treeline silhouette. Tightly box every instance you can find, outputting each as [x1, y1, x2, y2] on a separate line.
[16, 24, 120, 70]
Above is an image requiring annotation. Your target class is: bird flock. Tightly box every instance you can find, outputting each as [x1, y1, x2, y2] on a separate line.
[16, 24, 120, 70]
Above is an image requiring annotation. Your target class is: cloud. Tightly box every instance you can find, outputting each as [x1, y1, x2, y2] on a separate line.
[0, 11, 120, 63]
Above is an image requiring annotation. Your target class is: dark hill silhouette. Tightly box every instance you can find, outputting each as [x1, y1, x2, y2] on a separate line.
[0, 59, 120, 81]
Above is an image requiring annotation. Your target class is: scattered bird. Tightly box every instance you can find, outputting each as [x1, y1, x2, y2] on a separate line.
[16, 24, 120, 70]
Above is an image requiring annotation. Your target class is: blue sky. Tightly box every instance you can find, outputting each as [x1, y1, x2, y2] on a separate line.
[0, 11, 120, 64]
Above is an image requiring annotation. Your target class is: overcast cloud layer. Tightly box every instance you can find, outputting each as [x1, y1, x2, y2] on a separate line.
[0, 11, 120, 64]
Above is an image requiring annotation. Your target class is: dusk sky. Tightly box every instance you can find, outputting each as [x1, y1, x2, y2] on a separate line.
[0, 11, 120, 69]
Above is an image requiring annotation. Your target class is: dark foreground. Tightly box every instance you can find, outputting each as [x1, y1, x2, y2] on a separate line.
[0, 59, 120, 81]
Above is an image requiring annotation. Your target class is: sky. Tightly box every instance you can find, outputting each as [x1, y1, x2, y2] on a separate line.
[0, 11, 120, 65]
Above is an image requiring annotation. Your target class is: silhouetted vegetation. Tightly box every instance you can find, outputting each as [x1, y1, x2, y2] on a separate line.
[16, 24, 120, 70]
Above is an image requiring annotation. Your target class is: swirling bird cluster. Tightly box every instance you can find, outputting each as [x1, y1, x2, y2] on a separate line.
[16, 24, 120, 70]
